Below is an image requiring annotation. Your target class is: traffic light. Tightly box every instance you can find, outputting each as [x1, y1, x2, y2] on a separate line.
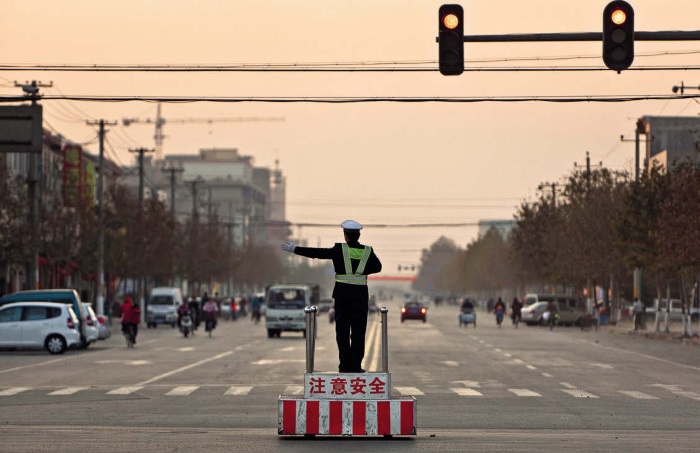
[603, 1, 634, 72]
[439, 4, 464, 76]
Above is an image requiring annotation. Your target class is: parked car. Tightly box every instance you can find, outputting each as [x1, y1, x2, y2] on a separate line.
[0, 302, 81, 354]
[81, 303, 100, 346]
[0, 289, 88, 348]
[521, 301, 549, 325]
[96, 314, 111, 340]
[401, 301, 427, 323]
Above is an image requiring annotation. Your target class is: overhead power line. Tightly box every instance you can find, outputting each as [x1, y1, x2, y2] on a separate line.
[2, 94, 700, 104]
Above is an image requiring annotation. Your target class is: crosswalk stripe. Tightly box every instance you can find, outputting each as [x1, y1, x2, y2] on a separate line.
[166, 386, 199, 396]
[395, 386, 424, 396]
[0, 387, 31, 396]
[107, 386, 144, 395]
[451, 388, 483, 396]
[674, 391, 700, 401]
[225, 386, 253, 396]
[561, 389, 599, 399]
[284, 385, 303, 395]
[509, 388, 541, 397]
[49, 387, 89, 396]
[618, 390, 659, 400]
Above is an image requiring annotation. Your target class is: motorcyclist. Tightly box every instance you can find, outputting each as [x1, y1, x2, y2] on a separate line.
[188, 295, 201, 330]
[177, 303, 191, 328]
[202, 297, 219, 334]
[250, 296, 262, 324]
[493, 297, 506, 327]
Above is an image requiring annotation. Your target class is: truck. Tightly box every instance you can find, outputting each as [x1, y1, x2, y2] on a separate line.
[146, 287, 183, 328]
[264, 284, 319, 338]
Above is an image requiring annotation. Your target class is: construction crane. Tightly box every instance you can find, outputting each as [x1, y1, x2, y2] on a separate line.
[122, 103, 285, 160]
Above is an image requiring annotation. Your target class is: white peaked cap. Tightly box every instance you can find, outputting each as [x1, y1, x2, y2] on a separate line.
[341, 220, 363, 231]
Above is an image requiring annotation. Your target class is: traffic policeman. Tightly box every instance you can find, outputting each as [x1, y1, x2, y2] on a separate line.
[282, 220, 382, 373]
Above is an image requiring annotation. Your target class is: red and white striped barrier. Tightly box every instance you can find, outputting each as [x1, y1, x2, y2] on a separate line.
[278, 396, 416, 436]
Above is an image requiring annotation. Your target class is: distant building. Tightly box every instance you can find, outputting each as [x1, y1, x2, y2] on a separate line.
[638, 116, 700, 171]
[478, 219, 515, 240]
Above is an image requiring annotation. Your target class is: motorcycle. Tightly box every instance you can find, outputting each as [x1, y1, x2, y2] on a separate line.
[180, 312, 194, 338]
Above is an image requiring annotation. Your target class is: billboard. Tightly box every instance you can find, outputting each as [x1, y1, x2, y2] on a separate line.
[0, 105, 43, 153]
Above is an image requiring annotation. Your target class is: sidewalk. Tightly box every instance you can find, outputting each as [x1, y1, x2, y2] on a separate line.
[603, 317, 700, 346]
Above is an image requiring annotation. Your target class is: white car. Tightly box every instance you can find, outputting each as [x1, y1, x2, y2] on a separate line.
[0, 302, 81, 354]
[82, 303, 101, 345]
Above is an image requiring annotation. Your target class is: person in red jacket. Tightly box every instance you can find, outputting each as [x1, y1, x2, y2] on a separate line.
[121, 295, 141, 344]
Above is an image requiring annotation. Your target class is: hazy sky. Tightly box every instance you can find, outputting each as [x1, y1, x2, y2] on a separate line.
[2, 1, 699, 274]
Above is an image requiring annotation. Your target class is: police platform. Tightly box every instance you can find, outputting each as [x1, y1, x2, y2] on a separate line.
[278, 306, 417, 437]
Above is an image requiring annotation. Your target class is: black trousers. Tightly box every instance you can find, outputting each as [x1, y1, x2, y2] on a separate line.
[334, 296, 369, 372]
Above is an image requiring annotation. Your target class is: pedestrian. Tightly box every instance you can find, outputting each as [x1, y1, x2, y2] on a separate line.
[121, 294, 141, 344]
[511, 297, 523, 324]
[282, 220, 382, 373]
[633, 297, 644, 331]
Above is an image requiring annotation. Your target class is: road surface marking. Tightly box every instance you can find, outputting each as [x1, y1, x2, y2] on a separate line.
[526, 365, 537, 370]
[441, 361, 459, 367]
[453, 380, 481, 388]
[674, 391, 700, 401]
[561, 389, 599, 398]
[137, 351, 233, 385]
[395, 386, 424, 395]
[49, 387, 89, 396]
[225, 386, 253, 396]
[252, 359, 306, 365]
[107, 386, 144, 395]
[509, 389, 542, 397]
[178, 347, 194, 352]
[284, 385, 303, 395]
[166, 386, 199, 396]
[0, 358, 67, 375]
[618, 390, 659, 400]
[590, 363, 613, 369]
[541, 373, 554, 378]
[451, 388, 483, 396]
[494, 348, 502, 352]
[588, 343, 700, 372]
[503, 353, 512, 358]
[0, 387, 31, 396]
[560, 382, 577, 389]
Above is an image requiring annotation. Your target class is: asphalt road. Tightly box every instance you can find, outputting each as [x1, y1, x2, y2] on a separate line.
[1, 301, 699, 452]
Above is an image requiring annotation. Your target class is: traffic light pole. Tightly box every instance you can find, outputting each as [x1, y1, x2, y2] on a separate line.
[458, 30, 700, 43]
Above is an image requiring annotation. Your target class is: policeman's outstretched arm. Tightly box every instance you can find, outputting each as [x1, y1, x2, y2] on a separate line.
[281, 242, 296, 253]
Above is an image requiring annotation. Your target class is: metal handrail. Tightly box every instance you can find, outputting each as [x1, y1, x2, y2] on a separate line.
[380, 307, 389, 372]
[304, 306, 318, 373]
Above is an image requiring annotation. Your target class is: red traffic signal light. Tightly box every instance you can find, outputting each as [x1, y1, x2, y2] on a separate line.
[603, 1, 634, 72]
[439, 4, 464, 76]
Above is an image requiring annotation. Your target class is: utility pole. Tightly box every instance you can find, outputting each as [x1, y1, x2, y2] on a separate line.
[15, 80, 52, 290]
[161, 164, 184, 222]
[129, 147, 154, 321]
[87, 119, 117, 316]
[187, 177, 204, 219]
[537, 182, 559, 207]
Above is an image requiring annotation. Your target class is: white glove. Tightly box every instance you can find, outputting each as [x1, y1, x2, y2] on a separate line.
[281, 242, 296, 253]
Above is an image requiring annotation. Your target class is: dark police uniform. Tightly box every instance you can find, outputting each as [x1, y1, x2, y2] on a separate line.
[289, 224, 381, 372]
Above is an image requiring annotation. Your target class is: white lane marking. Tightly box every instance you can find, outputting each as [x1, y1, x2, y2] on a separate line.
[526, 365, 537, 370]
[674, 391, 700, 401]
[441, 361, 459, 367]
[107, 386, 143, 395]
[561, 389, 599, 398]
[511, 359, 524, 364]
[49, 387, 89, 396]
[590, 363, 613, 369]
[587, 342, 700, 372]
[494, 348, 502, 352]
[280, 347, 296, 352]
[650, 384, 682, 392]
[509, 388, 542, 397]
[96, 360, 151, 365]
[178, 347, 194, 352]
[541, 373, 554, 378]
[452, 388, 483, 396]
[137, 351, 233, 385]
[284, 385, 303, 395]
[0, 387, 31, 396]
[252, 359, 306, 365]
[561, 382, 577, 389]
[0, 358, 67, 375]
[503, 353, 512, 358]
[453, 380, 481, 388]
[395, 386, 424, 395]
[619, 390, 659, 400]
[225, 386, 253, 396]
[166, 386, 199, 396]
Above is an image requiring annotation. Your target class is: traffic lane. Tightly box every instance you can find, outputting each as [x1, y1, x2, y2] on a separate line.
[3, 426, 700, 453]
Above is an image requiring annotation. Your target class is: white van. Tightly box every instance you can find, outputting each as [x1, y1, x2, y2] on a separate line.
[146, 287, 183, 328]
[264, 284, 318, 338]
